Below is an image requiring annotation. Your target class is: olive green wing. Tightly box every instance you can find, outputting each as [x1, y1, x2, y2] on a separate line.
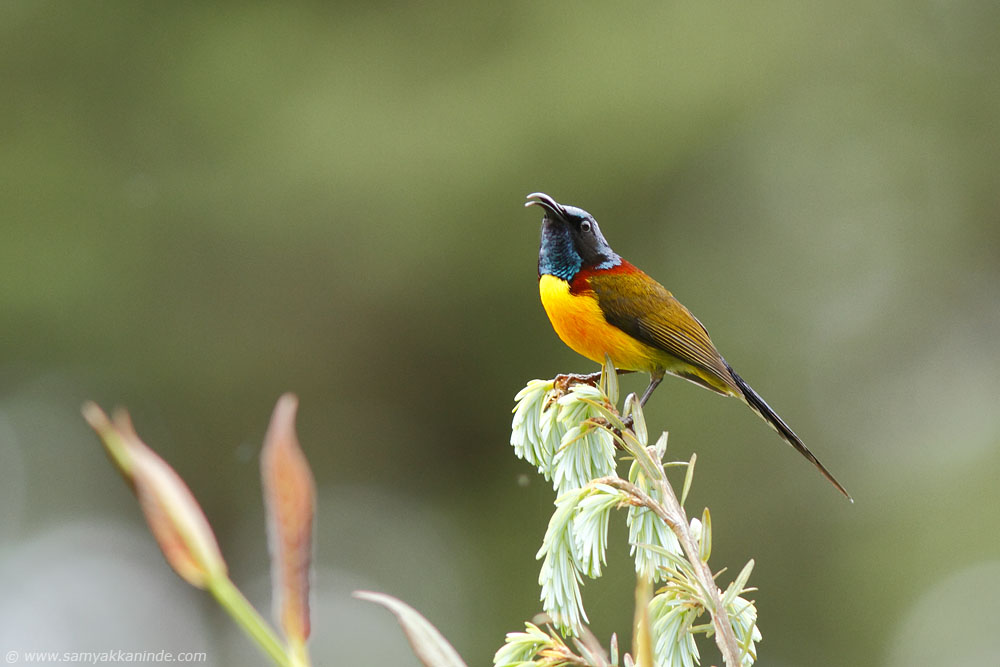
[588, 270, 740, 395]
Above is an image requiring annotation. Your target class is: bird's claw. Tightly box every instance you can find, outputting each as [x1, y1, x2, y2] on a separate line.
[553, 371, 603, 394]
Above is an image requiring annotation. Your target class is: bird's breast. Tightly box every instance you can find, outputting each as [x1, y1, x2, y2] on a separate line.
[538, 274, 658, 372]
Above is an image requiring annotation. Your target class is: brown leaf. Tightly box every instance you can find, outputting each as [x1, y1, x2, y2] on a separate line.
[261, 393, 315, 644]
[83, 402, 227, 588]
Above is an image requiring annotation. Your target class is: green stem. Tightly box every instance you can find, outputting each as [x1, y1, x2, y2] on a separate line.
[288, 639, 311, 667]
[209, 576, 291, 667]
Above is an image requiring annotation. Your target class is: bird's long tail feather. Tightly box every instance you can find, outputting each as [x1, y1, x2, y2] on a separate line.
[727, 364, 852, 502]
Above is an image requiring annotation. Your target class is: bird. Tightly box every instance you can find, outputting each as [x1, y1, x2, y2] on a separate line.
[525, 192, 851, 500]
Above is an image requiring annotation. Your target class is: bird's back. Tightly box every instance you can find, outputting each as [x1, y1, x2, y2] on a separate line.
[583, 264, 741, 396]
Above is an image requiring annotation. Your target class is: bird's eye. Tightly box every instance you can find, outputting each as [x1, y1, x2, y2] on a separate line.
[580, 220, 592, 233]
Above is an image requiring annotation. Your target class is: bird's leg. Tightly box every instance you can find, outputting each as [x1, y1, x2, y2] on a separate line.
[638, 371, 665, 407]
[617, 371, 665, 433]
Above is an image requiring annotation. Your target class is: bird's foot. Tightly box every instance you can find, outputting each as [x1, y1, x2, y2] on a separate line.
[553, 368, 635, 394]
[553, 371, 603, 394]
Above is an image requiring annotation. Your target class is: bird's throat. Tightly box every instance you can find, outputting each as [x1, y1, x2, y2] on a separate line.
[538, 219, 581, 281]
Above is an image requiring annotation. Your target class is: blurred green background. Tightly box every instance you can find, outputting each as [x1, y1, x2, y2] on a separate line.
[3, 2, 999, 665]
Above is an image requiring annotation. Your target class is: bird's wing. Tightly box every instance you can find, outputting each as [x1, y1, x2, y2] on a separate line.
[587, 269, 740, 395]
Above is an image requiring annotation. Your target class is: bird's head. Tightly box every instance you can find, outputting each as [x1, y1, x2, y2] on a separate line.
[526, 193, 620, 281]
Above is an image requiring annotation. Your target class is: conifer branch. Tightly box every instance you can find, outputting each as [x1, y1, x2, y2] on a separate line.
[590, 474, 743, 666]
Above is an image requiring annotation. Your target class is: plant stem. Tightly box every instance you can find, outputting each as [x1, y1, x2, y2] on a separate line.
[208, 576, 291, 667]
[288, 638, 311, 667]
[593, 475, 744, 667]
[632, 576, 654, 667]
[651, 475, 743, 666]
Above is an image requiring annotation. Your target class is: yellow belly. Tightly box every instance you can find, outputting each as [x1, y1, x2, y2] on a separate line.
[539, 274, 658, 372]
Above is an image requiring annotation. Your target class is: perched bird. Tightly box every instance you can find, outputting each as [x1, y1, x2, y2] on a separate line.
[526, 192, 851, 500]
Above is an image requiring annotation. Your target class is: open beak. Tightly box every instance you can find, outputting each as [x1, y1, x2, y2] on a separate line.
[525, 192, 566, 218]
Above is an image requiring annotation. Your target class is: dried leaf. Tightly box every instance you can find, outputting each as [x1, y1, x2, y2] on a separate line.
[83, 402, 227, 588]
[353, 591, 467, 667]
[131, 444, 227, 587]
[261, 393, 315, 644]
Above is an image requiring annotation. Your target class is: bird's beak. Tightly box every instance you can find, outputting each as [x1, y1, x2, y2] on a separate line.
[525, 193, 566, 219]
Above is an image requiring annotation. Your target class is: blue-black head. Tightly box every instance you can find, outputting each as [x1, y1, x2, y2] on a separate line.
[526, 192, 620, 281]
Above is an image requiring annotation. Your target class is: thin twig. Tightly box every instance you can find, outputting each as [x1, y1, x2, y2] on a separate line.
[591, 475, 744, 666]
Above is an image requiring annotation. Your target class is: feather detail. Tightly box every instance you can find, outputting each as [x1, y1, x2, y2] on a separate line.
[570, 260, 641, 293]
[538, 274, 660, 372]
[728, 364, 852, 500]
[584, 267, 739, 395]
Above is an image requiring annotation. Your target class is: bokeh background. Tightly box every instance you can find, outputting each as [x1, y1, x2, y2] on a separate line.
[3, 2, 999, 665]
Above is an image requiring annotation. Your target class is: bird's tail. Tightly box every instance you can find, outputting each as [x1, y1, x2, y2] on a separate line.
[726, 363, 853, 502]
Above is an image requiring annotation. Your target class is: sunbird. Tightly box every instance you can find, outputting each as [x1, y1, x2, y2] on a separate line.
[526, 192, 851, 500]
